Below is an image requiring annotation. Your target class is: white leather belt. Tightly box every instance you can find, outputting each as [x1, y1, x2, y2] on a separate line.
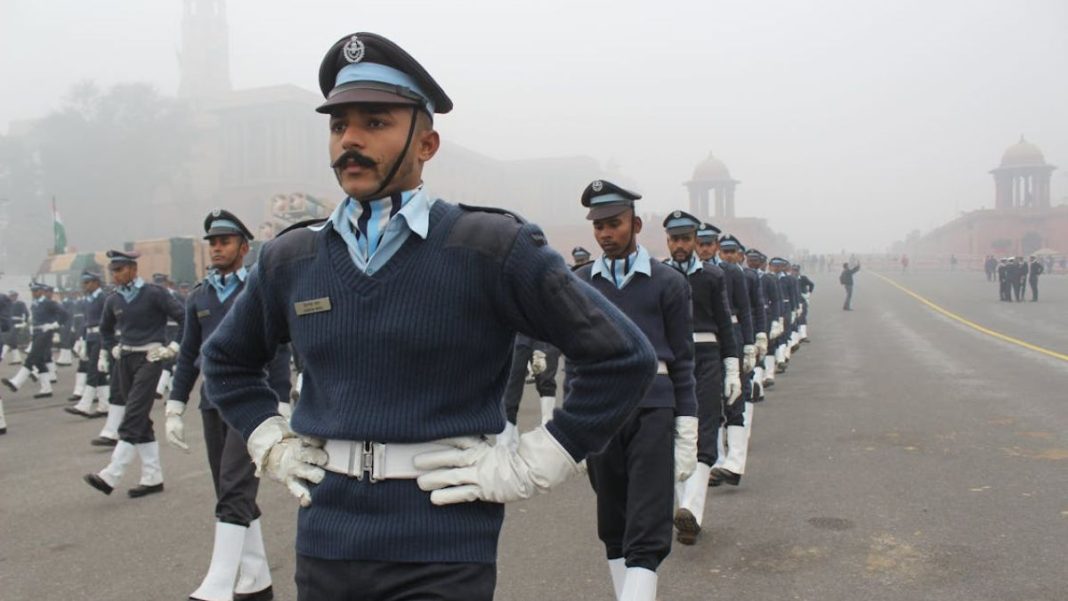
[322, 439, 452, 482]
[166, 320, 179, 327]
[120, 342, 162, 353]
[731, 315, 739, 324]
[656, 360, 668, 375]
[86, 326, 100, 334]
[693, 332, 718, 344]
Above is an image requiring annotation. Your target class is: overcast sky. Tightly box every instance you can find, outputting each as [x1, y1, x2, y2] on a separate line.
[2, 0, 1067, 253]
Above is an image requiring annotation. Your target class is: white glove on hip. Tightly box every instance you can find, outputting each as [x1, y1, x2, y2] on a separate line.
[247, 416, 327, 507]
[97, 353, 110, 373]
[111, 346, 121, 360]
[73, 339, 87, 360]
[723, 357, 742, 406]
[148, 341, 180, 363]
[530, 350, 547, 375]
[754, 332, 768, 359]
[673, 416, 699, 481]
[802, 292, 811, 302]
[742, 344, 756, 373]
[415, 426, 578, 506]
[164, 400, 188, 451]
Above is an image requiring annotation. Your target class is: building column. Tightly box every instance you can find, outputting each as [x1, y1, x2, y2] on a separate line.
[714, 186, 725, 218]
[726, 185, 736, 219]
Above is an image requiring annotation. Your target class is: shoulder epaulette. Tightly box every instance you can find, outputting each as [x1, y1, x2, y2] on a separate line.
[457, 203, 527, 224]
[277, 218, 329, 238]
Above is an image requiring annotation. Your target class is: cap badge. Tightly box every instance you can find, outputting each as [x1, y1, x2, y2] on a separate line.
[211, 209, 221, 217]
[591, 180, 604, 192]
[673, 211, 681, 218]
[343, 36, 366, 64]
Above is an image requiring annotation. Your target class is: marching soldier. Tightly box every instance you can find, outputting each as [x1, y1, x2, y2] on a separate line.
[710, 234, 758, 487]
[572, 181, 696, 600]
[83, 250, 185, 498]
[0, 290, 10, 434]
[3, 283, 68, 398]
[748, 250, 783, 389]
[571, 245, 593, 269]
[65, 271, 111, 419]
[795, 264, 814, 342]
[65, 287, 89, 399]
[165, 210, 289, 601]
[200, 33, 656, 601]
[154, 273, 182, 400]
[3, 291, 29, 365]
[661, 210, 739, 546]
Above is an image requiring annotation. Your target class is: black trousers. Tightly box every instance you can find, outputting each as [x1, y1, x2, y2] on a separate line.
[502, 343, 560, 424]
[115, 352, 162, 443]
[295, 554, 496, 601]
[1013, 281, 1025, 301]
[1029, 277, 1039, 301]
[24, 331, 53, 372]
[202, 406, 261, 526]
[587, 407, 674, 571]
[999, 280, 1010, 301]
[694, 344, 724, 466]
[84, 340, 108, 386]
[108, 356, 124, 406]
[842, 284, 853, 310]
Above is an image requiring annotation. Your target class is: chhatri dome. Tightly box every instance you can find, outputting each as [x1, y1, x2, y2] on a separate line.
[691, 152, 732, 182]
[1000, 136, 1046, 168]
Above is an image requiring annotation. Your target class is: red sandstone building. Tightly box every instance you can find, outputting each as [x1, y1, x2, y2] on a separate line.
[912, 138, 1066, 261]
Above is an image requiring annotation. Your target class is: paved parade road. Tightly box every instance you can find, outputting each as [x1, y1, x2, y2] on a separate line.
[2, 271, 1066, 600]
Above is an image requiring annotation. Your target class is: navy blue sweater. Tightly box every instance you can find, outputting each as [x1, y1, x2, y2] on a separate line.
[761, 272, 782, 325]
[100, 284, 185, 349]
[574, 260, 697, 416]
[171, 280, 293, 411]
[667, 260, 737, 361]
[201, 201, 656, 564]
[720, 262, 754, 346]
[743, 266, 768, 336]
[31, 298, 68, 329]
[82, 291, 106, 342]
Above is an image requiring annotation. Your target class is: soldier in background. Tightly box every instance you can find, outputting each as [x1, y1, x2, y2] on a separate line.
[3, 291, 29, 365]
[2, 283, 68, 398]
[1027, 255, 1044, 301]
[65, 271, 111, 419]
[997, 258, 1011, 301]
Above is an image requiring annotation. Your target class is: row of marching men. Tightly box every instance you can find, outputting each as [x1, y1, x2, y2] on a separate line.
[499, 180, 813, 600]
[0, 271, 188, 443]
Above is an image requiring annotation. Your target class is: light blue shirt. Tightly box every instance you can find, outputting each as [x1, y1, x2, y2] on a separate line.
[118, 277, 145, 303]
[591, 245, 652, 289]
[325, 186, 434, 275]
[208, 266, 248, 303]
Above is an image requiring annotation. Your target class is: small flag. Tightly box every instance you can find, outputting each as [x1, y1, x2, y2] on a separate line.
[52, 196, 67, 254]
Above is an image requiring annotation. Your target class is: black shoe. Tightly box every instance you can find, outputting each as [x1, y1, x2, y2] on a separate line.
[33, 391, 53, 399]
[802, 338, 811, 344]
[1, 378, 16, 392]
[91, 436, 118, 447]
[128, 483, 164, 498]
[91, 411, 108, 419]
[83, 473, 113, 495]
[0, 427, 7, 435]
[153, 392, 163, 400]
[710, 467, 741, 486]
[68, 394, 81, 401]
[234, 586, 274, 601]
[708, 470, 725, 487]
[674, 508, 701, 545]
[65, 407, 96, 418]
[764, 378, 775, 388]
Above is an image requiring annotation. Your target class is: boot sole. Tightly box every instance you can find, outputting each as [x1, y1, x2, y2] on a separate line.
[83, 474, 113, 495]
[234, 585, 274, 601]
[674, 509, 701, 545]
[128, 483, 164, 498]
[1, 379, 16, 392]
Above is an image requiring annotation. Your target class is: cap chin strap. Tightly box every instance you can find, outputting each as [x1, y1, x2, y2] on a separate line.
[362, 105, 421, 201]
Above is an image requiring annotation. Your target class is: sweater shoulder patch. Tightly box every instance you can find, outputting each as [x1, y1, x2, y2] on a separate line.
[446, 205, 527, 260]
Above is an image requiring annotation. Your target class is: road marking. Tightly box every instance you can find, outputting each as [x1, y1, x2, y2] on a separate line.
[872, 272, 1068, 363]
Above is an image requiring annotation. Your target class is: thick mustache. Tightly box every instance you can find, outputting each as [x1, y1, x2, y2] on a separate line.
[331, 150, 377, 169]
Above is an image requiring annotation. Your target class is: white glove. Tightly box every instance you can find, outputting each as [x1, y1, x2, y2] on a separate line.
[742, 345, 756, 373]
[674, 416, 699, 481]
[97, 352, 110, 373]
[42, 322, 60, 332]
[415, 426, 578, 506]
[770, 319, 783, 339]
[52, 333, 61, 344]
[247, 416, 327, 507]
[530, 350, 547, 375]
[73, 338, 87, 361]
[754, 332, 768, 359]
[723, 357, 742, 406]
[111, 346, 121, 360]
[164, 400, 188, 451]
[278, 401, 292, 420]
[148, 341, 180, 363]
[802, 292, 811, 302]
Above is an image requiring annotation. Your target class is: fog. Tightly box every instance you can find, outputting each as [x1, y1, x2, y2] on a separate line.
[2, 0, 1067, 273]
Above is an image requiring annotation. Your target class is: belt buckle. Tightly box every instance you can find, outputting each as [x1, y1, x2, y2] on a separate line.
[346, 441, 377, 482]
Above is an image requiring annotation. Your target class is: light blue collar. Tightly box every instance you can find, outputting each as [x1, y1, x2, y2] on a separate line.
[208, 266, 248, 303]
[667, 255, 703, 275]
[326, 185, 434, 273]
[88, 288, 102, 300]
[592, 245, 652, 289]
[118, 277, 144, 303]
[327, 186, 432, 240]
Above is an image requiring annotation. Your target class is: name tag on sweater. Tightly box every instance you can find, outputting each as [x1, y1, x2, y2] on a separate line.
[197, 309, 211, 319]
[294, 297, 332, 316]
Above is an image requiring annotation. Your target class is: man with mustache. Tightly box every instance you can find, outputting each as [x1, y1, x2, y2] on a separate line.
[165, 210, 290, 601]
[200, 33, 656, 601]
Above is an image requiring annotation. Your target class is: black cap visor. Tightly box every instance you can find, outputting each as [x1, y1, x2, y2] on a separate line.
[586, 203, 634, 221]
[316, 82, 425, 114]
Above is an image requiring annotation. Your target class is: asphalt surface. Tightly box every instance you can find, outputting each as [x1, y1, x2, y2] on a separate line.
[1, 270, 1066, 600]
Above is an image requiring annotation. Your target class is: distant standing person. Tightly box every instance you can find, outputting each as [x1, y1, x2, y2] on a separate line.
[900, 255, 909, 273]
[840, 261, 861, 311]
[1012, 257, 1027, 302]
[984, 256, 997, 282]
[1027, 256, 1044, 302]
